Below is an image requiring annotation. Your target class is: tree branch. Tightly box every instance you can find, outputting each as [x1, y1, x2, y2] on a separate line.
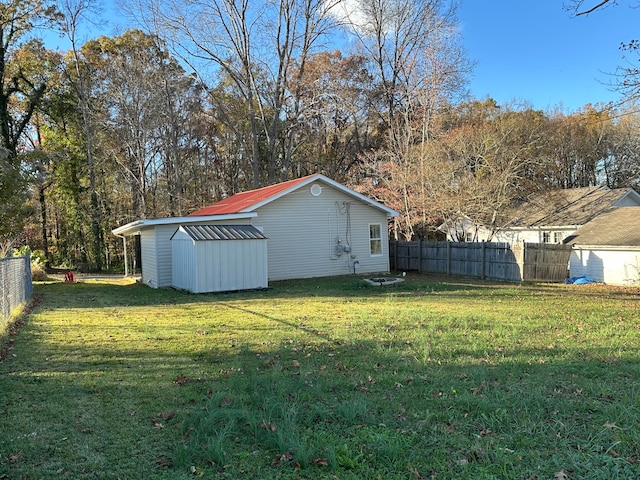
[575, 0, 614, 16]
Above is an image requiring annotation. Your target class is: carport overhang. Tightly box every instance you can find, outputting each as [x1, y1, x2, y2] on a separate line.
[111, 213, 258, 275]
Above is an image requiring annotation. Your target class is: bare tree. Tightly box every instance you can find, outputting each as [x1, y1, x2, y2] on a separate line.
[564, 0, 616, 16]
[134, 0, 339, 188]
[566, 1, 640, 102]
[349, 0, 472, 240]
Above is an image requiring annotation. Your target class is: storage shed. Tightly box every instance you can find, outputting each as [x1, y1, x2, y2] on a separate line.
[170, 224, 268, 293]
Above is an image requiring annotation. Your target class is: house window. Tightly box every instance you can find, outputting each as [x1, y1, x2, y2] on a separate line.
[554, 232, 563, 243]
[542, 231, 551, 243]
[369, 224, 383, 256]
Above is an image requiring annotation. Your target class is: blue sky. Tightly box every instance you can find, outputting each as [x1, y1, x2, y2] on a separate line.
[43, 0, 637, 113]
[458, 1, 638, 112]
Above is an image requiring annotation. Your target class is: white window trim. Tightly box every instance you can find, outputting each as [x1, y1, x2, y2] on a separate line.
[369, 223, 383, 257]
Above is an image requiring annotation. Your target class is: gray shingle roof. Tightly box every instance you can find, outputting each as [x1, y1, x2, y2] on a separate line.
[178, 225, 268, 241]
[502, 186, 638, 228]
[565, 207, 640, 246]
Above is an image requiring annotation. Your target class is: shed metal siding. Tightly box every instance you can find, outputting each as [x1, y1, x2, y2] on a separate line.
[256, 182, 390, 281]
[171, 229, 197, 292]
[138, 218, 253, 289]
[171, 225, 268, 293]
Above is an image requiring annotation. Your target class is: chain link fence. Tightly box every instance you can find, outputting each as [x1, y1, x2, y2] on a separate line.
[1, 256, 33, 327]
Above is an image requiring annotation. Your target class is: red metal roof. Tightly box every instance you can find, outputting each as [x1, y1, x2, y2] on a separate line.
[188, 175, 316, 216]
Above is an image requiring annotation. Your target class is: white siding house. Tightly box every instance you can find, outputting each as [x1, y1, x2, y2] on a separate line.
[111, 174, 398, 287]
[567, 207, 640, 286]
[171, 225, 268, 293]
[442, 186, 640, 245]
[570, 248, 640, 285]
[249, 182, 392, 280]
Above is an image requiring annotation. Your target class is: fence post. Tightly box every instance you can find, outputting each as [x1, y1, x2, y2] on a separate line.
[481, 241, 486, 280]
[417, 240, 422, 273]
[517, 241, 526, 282]
[447, 241, 451, 275]
[393, 240, 398, 271]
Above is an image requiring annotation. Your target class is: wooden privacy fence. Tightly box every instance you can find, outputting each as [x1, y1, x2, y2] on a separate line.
[390, 241, 572, 283]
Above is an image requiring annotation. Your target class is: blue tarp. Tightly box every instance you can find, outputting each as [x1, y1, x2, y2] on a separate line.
[566, 275, 596, 285]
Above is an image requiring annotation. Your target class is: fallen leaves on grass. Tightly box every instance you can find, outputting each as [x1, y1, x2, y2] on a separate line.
[408, 462, 432, 479]
[259, 421, 277, 432]
[9, 451, 23, 464]
[174, 374, 187, 385]
[161, 411, 176, 420]
[602, 421, 623, 430]
[272, 451, 297, 468]
[263, 357, 278, 368]
[156, 456, 173, 468]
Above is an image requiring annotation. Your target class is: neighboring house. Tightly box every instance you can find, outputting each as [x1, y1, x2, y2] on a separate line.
[112, 174, 399, 289]
[566, 207, 640, 286]
[442, 186, 640, 244]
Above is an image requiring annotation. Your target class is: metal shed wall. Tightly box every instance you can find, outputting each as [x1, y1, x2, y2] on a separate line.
[171, 225, 268, 293]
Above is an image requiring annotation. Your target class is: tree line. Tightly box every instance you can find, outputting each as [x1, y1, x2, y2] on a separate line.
[1, 0, 639, 270]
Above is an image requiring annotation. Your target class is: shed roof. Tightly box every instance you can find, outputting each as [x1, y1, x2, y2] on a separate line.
[173, 225, 268, 241]
[565, 207, 640, 246]
[188, 173, 399, 217]
[111, 212, 256, 237]
[502, 186, 640, 228]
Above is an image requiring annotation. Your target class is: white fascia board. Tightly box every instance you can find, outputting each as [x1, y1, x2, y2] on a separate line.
[617, 188, 640, 205]
[572, 245, 640, 251]
[501, 225, 580, 231]
[111, 212, 257, 236]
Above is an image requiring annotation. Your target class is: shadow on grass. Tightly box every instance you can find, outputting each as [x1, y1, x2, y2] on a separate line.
[4, 331, 639, 479]
[33, 274, 546, 310]
[176, 336, 640, 478]
[2, 277, 638, 478]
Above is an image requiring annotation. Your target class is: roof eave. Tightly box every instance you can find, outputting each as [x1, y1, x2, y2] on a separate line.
[500, 224, 581, 231]
[572, 244, 640, 251]
[111, 212, 258, 236]
[616, 188, 640, 205]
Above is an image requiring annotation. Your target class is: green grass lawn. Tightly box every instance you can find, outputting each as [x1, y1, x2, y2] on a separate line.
[0, 275, 639, 479]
